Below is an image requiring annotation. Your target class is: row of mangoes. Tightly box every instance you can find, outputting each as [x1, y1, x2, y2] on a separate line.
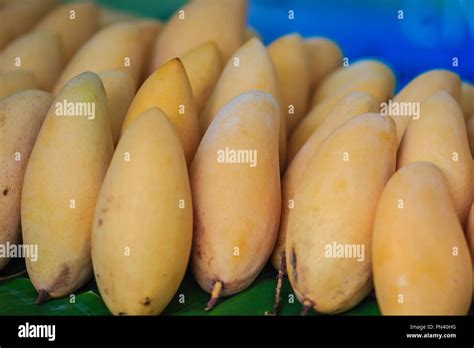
[1, 0, 474, 316]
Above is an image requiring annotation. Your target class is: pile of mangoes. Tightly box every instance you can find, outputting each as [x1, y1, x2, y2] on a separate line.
[1, 0, 473, 316]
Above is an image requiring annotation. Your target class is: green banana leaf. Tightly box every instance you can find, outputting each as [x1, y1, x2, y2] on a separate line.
[0, 259, 382, 316]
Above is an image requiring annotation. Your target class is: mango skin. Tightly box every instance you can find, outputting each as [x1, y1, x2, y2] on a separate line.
[200, 38, 287, 169]
[286, 113, 397, 314]
[53, 23, 147, 94]
[34, 2, 100, 62]
[271, 92, 377, 270]
[181, 41, 223, 114]
[398, 92, 473, 224]
[467, 114, 474, 157]
[304, 37, 343, 88]
[373, 162, 472, 315]
[291, 60, 395, 158]
[0, 71, 38, 99]
[0, 31, 64, 91]
[92, 108, 192, 315]
[390, 70, 461, 145]
[21, 72, 114, 298]
[467, 203, 474, 298]
[191, 91, 281, 296]
[122, 59, 199, 166]
[149, 0, 247, 71]
[461, 82, 474, 121]
[268, 33, 311, 133]
[98, 71, 135, 147]
[0, 90, 54, 270]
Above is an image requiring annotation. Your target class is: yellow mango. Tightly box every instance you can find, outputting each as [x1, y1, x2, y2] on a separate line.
[268, 33, 311, 133]
[21, 72, 114, 298]
[149, 0, 247, 72]
[92, 108, 192, 315]
[181, 41, 223, 114]
[0, 71, 38, 98]
[34, 2, 100, 62]
[286, 113, 397, 314]
[373, 162, 472, 315]
[191, 91, 281, 308]
[0, 0, 57, 50]
[272, 92, 377, 275]
[390, 70, 461, 145]
[304, 37, 343, 88]
[98, 71, 136, 147]
[245, 27, 262, 41]
[200, 38, 286, 168]
[98, 7, 139, 28]
[311, 60, 395, 105]
[133, 19, 162, 83]
[53, 22, 147, 94]
[0, 31, 64, 91]
[461, 82, 474, 120]
[121, 59, 199, 166]
[0, 90, 53, 270]
[398, 92, 473, 224]
[467, 203, 474, 298]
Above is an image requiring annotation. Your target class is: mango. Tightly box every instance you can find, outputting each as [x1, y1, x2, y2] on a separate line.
[53, 22, 147, 94]
[191, 91, 281, 308]
[133, 19, 162, 83]
[92, 108, 192, 315]
[390, 70, 461, 145]
[373, 162, 472, 315]
[0, 0, 57, 50]
[33, 2, 100, 62]
[200, 38, 286, 168]
[0, 31, 64, 91]
[467, 203, 474, 298]
[461, 82, 474, 121]
[304, 37, 343, 88]
[0, 90, 53, 270]
[21, 72, 113, 298]
[98, 7, 139, 28]
[98, 71, 136, 147]
[467, 114, 474, 157]
[286, 113, 397, 314]
[398, 92, 473, 224]
[272, 92, 377, 275]
[121, 59, 199, 166]
[181, 41, 223, 114]
[245, 27, 262, 41]
[149, 0, 247, 72]
[0, 71, 38, 99]
[268, 33, 311, 133]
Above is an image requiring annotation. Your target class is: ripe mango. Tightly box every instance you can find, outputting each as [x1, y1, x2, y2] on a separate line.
[149, 0, 247, 71]
[311, 60, 395, 106]
[21, 72, 113, 298]
[390, 70, 461, 145]
[0, 90, 54, 270]
[304, 37, 343, 88]
[373, 162, 472, 315]
[467, 203, 474, 298]
[53, 22, 147, 94]
[92, 108, 192, 315]
[398, 92, 473, 224]
[0, 71, 38, 99]
[272, 92, 377, 273]
[461, 82, 474, 121]
[0, 31, 64, 91]
[98, 71, 135, 147]
[0, 0, 57, 50]
[121, 59, 199, 166]
[34, 2, 100, 62]
[286, 113, 397, 314]
[191, 91, 281, 306]
[181, 41, 223, 114]
[268, 33, 311, 133]
[200, 38, 286, 169]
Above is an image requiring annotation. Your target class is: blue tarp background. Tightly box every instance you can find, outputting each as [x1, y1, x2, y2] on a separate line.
[93, 0, 474, 89]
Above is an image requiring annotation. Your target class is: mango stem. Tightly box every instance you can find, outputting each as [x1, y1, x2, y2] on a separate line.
[205, 281, 223, 311]
[301, 300, 312, 316]
[36, 290, 50, 305]
[266, 252, 286, 316]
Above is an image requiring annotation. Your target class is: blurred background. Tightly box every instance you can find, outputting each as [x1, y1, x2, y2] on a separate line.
[73, 0, 474, 90]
